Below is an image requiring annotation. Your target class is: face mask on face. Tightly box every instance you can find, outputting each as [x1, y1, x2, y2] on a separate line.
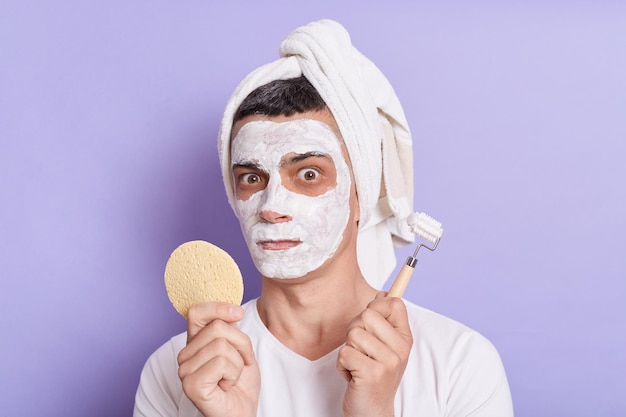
[230, 119, 352, 279]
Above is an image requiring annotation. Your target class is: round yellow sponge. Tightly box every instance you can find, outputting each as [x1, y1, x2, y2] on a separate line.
[164, 240, 244, 318]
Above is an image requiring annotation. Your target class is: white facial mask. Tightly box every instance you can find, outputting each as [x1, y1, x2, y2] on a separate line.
[231, 119, 351, 279]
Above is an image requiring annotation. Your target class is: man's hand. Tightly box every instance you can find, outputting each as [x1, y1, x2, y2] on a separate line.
[336, 293, 413, 417]
[177, 302, 260, 417]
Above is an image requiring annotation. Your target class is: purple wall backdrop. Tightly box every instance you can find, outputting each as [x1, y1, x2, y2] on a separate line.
[1, 1, 624, 416]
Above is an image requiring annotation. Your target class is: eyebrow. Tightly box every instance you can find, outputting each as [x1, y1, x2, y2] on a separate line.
[282, 151, 331, 167]
[232, 161, 264, 171]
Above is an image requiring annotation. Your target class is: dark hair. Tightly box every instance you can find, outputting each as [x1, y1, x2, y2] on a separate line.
[233, 76, 327, 122]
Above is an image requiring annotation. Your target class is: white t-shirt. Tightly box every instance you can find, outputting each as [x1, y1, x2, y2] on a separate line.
[134, 298, 513, 417]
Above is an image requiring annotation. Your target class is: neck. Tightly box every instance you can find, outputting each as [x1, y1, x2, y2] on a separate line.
[256, 261, 379, 361]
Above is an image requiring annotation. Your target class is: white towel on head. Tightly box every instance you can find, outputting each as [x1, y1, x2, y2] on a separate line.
[218, 19, 415, 289]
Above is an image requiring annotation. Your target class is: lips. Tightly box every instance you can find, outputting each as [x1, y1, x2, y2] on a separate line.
[256, 239, 301, 251]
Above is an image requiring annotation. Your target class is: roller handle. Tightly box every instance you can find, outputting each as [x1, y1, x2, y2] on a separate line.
[387, 264, 415, 298]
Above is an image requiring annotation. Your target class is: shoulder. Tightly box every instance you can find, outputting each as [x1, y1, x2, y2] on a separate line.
[133, 332, 187, 416]
[401, 300, 513, 416]
[403, 299, 504, 367]
[139, 332, 187, 384]
[403, 300, 486, 343]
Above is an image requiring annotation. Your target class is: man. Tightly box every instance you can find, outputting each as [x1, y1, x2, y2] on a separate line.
[134, 20, 513, 417]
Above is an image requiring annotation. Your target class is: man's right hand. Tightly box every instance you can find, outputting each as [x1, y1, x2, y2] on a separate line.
[177, 302, 260, 417]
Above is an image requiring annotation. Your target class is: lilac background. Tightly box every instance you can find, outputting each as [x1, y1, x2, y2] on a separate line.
[1, 1, 625, 416]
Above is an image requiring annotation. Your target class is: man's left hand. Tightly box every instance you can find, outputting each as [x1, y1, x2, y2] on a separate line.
[336, 292, 413, 417]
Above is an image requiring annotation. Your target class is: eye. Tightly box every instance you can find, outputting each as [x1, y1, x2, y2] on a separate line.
[241, 173, 263, 185]
[297, 168, 320, 181]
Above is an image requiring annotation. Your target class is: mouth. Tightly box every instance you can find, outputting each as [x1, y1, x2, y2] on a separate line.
[256, 239, 301, 251]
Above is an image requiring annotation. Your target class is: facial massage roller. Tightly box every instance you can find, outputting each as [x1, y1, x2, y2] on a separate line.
[387, 212, 444, 298]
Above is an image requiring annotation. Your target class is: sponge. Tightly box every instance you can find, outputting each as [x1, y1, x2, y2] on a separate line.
[164, 240, 244, 318]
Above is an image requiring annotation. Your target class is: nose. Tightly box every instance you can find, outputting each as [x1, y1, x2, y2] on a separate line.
[257, 176, 293, 224]
[259, 210, 292, 224]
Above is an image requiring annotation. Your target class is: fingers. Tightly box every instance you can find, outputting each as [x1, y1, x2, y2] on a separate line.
[180, 346, 244, 392]
[178, 328, 244, 380]
[181, 314, 256, 367]
[336, 342, 377, 381]
[336, 294, 414, 415]
[186, 302, 244, 340]
[375, 292, 412, 333]
[351, 295, 413, 350]
[337, 294, 413, 379]
[185, 302, 255, 365]
[345, 320, 395, 361]
[178, 302, 256, 395]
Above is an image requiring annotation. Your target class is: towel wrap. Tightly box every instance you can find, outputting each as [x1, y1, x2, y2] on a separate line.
[218, 19, 415, 289]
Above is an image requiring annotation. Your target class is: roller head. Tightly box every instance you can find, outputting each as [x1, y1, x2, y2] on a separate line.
[407, 212, 443, 243]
